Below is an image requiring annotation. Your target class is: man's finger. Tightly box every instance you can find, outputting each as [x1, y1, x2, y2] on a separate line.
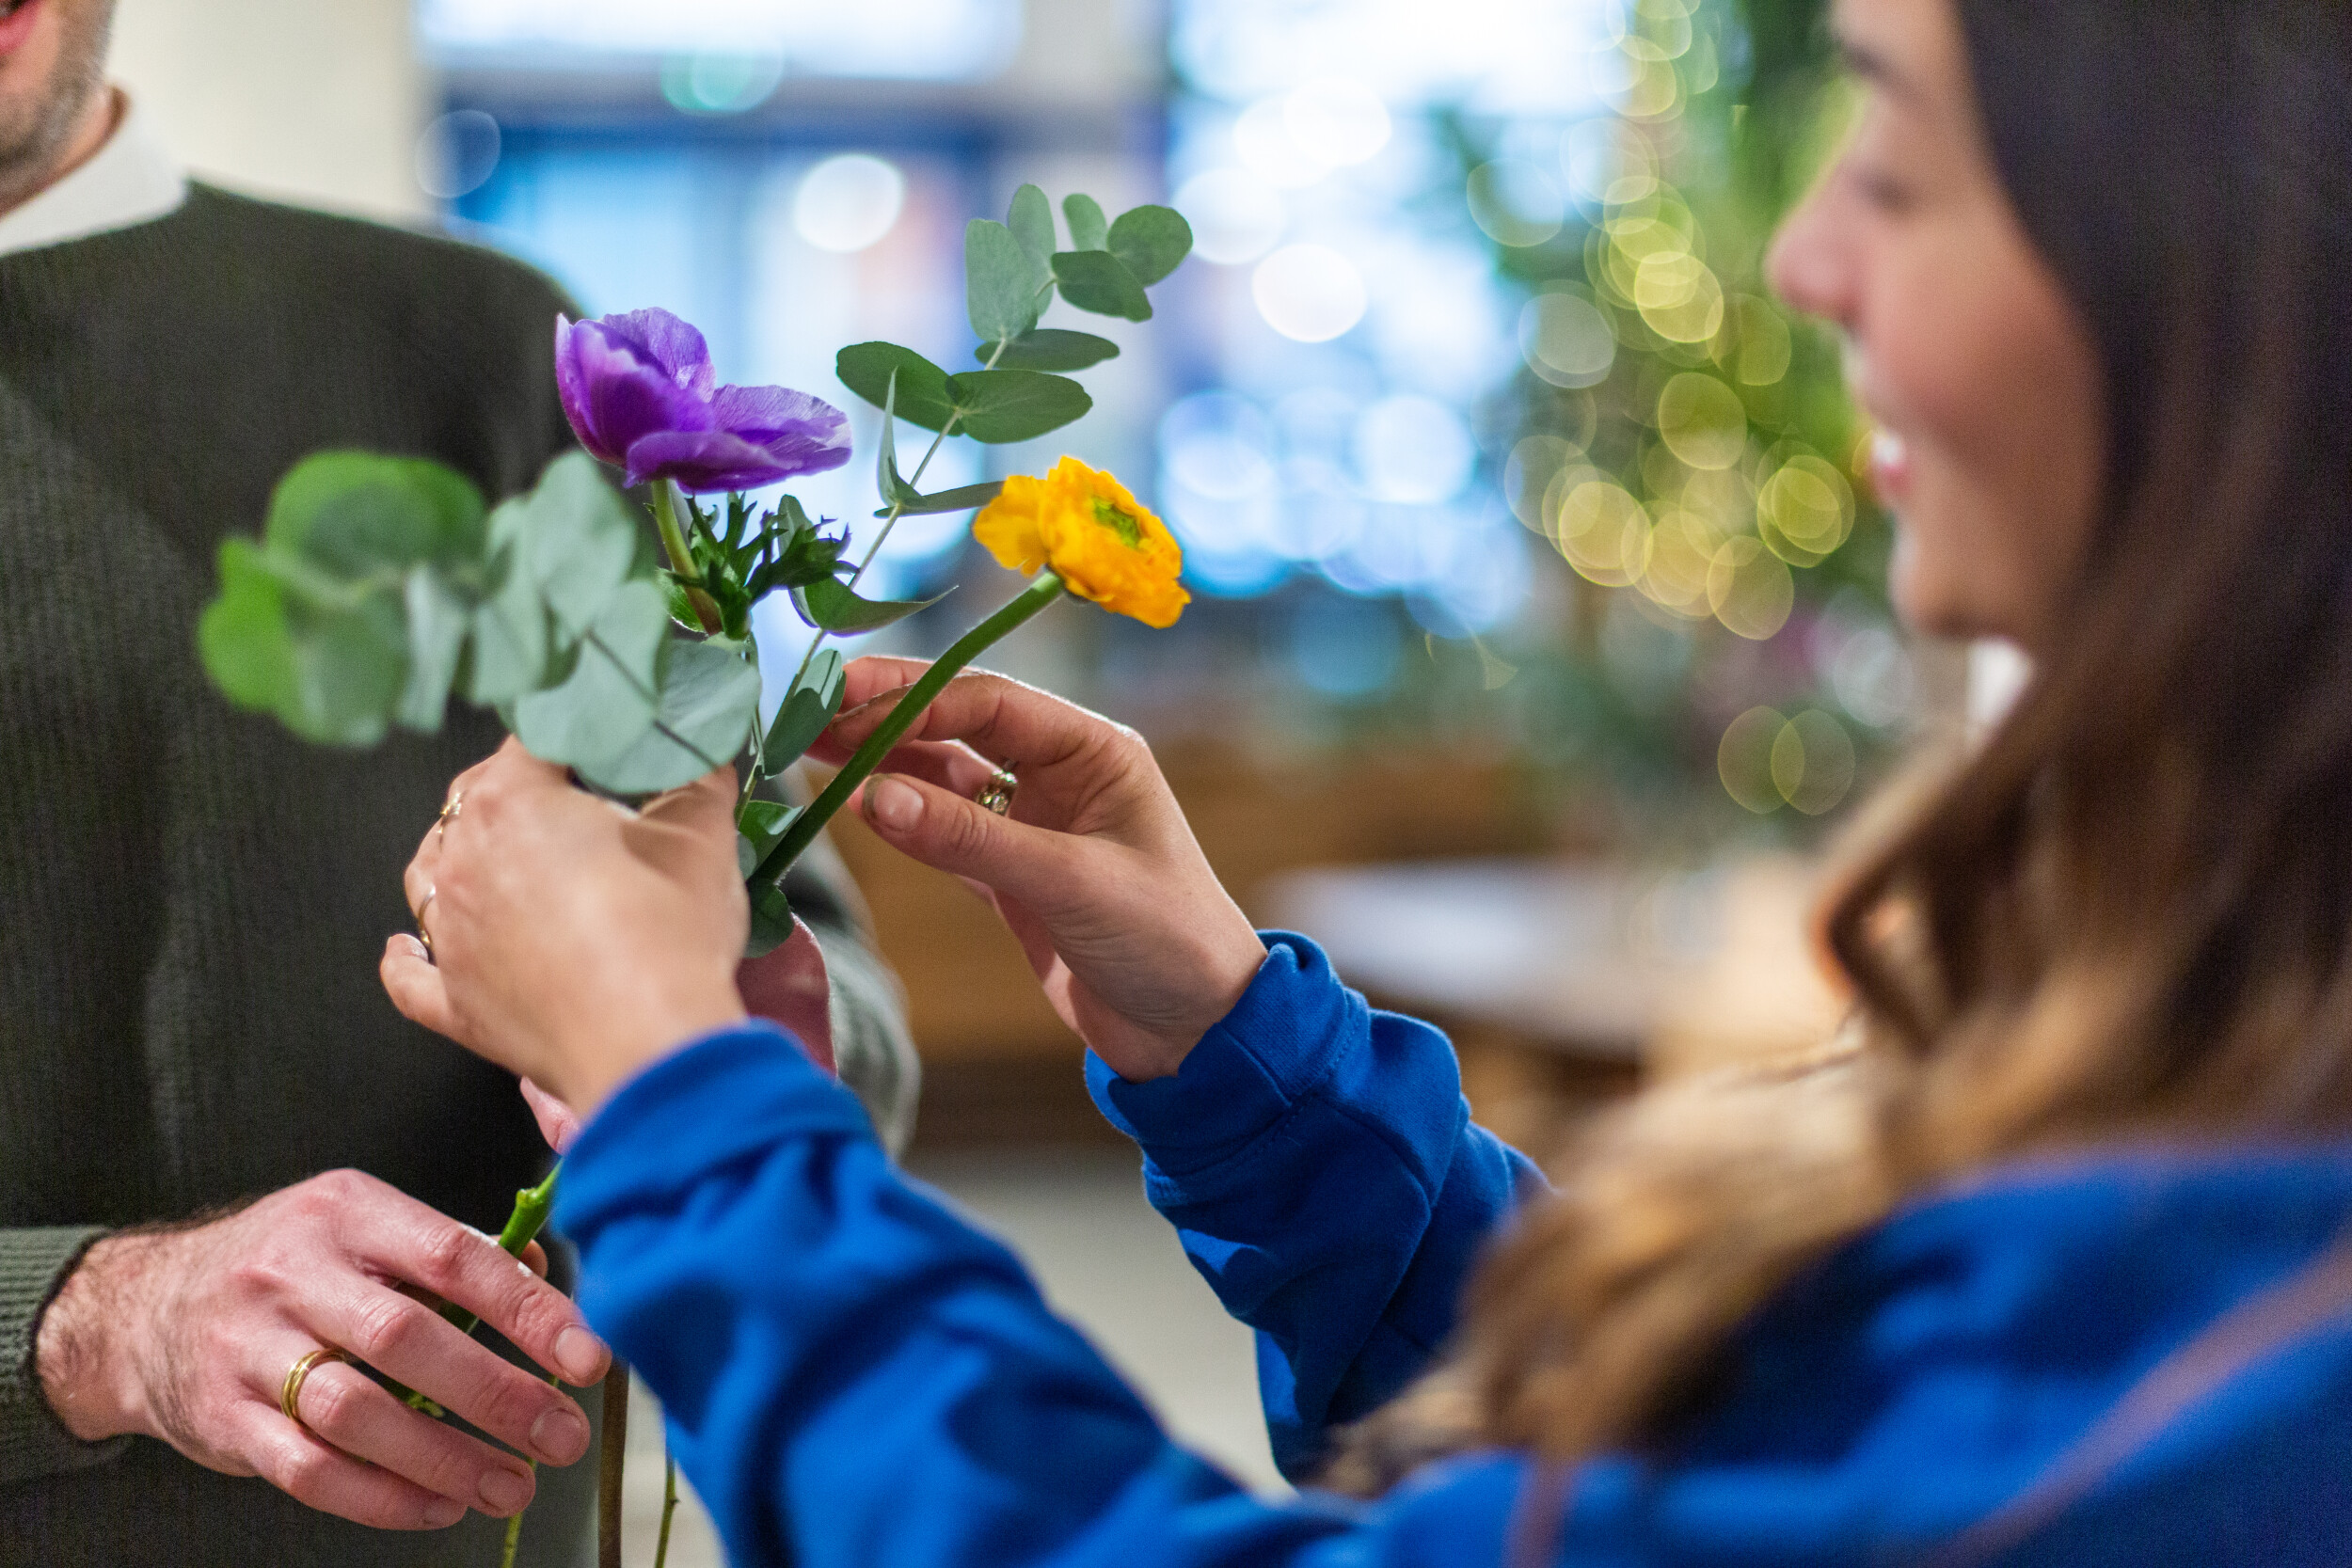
[381, 936, 460, 1040]
[306, 1275, 596, 1465]
[338, 1182, 610, 1391]
[235, 1403, 467, 1530]
[279, 1350, 537, 1515]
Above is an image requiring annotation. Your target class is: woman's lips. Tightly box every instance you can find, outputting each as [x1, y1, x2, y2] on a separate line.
[1869, 429, 1914, 503]
[0, 0, 41, 57]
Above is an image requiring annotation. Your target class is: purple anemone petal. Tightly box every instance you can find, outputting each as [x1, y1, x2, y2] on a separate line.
[712, 384, 853, 478]
[624, 429, 803, 494]
[595, 308, 717, 399]
[569, 327, 714, 472]
[552, 316, 611, 464]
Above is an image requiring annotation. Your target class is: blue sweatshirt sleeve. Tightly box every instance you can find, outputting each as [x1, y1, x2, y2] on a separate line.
[1085, 934, 1548, 1479]
[555, 1022, 1543, 1568]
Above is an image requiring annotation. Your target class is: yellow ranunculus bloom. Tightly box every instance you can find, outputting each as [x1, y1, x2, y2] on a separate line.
[974, 457, 1190, 629]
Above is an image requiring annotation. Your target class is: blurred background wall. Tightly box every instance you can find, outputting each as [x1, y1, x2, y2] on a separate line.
[110, 0, 429, 220]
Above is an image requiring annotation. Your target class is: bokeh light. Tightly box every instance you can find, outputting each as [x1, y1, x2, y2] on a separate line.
[1174, 168, 1286, 265]
[1253, 244, 1369, 341]
[791, 153, 905, 253]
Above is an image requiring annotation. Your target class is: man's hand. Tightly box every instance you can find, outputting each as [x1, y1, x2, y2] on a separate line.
[36, 1169, 610, 1531]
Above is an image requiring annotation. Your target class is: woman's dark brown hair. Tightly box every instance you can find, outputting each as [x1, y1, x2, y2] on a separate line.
[1328, 0, 2352, 1495]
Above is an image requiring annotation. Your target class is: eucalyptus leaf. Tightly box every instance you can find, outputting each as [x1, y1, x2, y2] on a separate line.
[738, 801, 803, 879]
[965, 218, 1050, 347]
[1062, 193, 1109, 252]
[875, 480, 1005, 518]
[875, 370, 921, 510]
[577, 637, 763, 796]
[792, 577, 949, 633]
[205, 536, 409, 748]
[466, 501, 549, 705]
[980, 328, 1120, 372]
[396, 566, 469, 733]
[836, 342, 956, 431]
[515, 451, 640, 643]
[199, 539, 297, 716]
[282, 590, 406, 749]
[761, 646, 846, 769]
[745, 879, 796, 958]
[511, 578, 667, 770]
[1107, 204, 1194, 287]
[1051, 250, 1152, 322]
[264, 451, 486, 578]
[946, 368, 1094, 443]
[1008, 183, 1056, 264]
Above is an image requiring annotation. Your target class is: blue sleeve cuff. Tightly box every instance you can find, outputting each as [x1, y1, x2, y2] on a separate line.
[558, 1021, 877, 1233]
[1085, 932, 1367, 1180]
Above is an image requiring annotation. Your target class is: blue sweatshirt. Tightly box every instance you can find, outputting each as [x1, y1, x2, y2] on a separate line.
[556, 934, 2352, 1566]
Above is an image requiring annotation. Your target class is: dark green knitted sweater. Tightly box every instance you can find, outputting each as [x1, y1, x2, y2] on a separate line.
[0, 183, 913, 1564]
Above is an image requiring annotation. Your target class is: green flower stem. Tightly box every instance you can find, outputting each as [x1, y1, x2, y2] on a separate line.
[399, 1164, 562, 1412]
[754, 572, 1065, 885]
[655, 1450, 680, 1568]
[652, 479, 724, 634]
[598, 1361, 628, 1568]
[777, 321, 1027, 709]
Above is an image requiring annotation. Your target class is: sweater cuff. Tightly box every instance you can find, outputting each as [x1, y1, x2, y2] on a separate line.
[559, 1022, 878, 1235]
[1086, 932, 1366, 1180]
[0, 1226, 131, 1484]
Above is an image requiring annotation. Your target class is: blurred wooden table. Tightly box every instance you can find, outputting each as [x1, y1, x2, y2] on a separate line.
[1259, 855, 1848, 1158]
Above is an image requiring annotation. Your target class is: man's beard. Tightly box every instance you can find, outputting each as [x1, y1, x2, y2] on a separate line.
[0, 0, 117, 210]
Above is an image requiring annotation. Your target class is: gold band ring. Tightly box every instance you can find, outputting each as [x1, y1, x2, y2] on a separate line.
[437, 790, 465, 842]
[413, 884, 437, 961]
[280, 1346, 350, 1428]
[975, 764, 1017, 816]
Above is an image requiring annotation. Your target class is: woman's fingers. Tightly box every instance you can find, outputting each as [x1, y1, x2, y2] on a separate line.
[845, 737, 1000, 806]
[827, 664, 1124, 776]
[380, 935, 458, 1040]
[273, 1345, 537, 1517]
[856, 771, 1082, 909]
[518, 1078, 582, 1154]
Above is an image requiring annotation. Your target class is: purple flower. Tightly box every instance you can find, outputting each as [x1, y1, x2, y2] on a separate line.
[553, 308, 852, 493]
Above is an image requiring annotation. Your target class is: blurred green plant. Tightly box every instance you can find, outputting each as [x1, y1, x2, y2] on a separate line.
[1452, 0, 1904, 833]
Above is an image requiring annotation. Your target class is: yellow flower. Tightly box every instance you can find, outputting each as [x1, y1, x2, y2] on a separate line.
[974, 456, 1190, 629]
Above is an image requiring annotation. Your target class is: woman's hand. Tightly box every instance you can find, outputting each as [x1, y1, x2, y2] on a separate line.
[380, 737, 749, 1117]
[812, 658, 1264, 1081]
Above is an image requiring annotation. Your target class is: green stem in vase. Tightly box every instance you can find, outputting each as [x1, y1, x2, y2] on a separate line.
[753, 572, 1066, 886]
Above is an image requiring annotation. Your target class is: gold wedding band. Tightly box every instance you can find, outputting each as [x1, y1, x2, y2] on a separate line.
[975, 764, 1017, 816]
[436, 790, 465, 842]
[280, 1346, 350, 1428]
[413, 884, 437, 962]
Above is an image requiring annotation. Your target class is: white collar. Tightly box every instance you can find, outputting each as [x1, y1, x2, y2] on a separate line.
[0, 90, 187, 260]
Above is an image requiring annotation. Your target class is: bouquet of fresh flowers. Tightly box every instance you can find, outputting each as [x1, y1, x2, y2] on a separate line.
[194, 183, 1192, 1565]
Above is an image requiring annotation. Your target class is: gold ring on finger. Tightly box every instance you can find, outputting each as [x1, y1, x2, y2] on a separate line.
[280, 1345, 351, 1431]
[413, 885, 437, 962]
[436, 790, 465, 842]
[975, 763, 1017, 816]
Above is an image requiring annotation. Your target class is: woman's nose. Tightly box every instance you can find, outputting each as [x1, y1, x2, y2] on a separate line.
[1765, 183, 1855, 331]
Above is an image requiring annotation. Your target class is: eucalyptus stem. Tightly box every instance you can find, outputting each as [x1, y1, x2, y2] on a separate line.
[652, 479, 725, 635]
[655, 1450, 680, 1568]
[754, 572, 1065, 885]
[776, 326, 1022, 711]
